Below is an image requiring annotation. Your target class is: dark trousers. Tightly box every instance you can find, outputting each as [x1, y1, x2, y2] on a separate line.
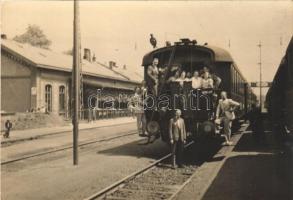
[171, 140, 184, 166]
[4, 129, 10, 138]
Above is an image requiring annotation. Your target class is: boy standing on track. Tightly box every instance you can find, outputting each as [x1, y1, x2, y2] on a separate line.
[215, 91, 240, 146]
[169, 109, 186, 169]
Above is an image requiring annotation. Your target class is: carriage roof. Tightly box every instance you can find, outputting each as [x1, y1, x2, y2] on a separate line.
[141, 43, 234, 67]
[142, 41, 251, 84]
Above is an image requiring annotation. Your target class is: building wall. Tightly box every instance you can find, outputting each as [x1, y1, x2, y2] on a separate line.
[1, 54, 32, 112]
[1, 50, 139, 116]
[38, 69, 70, 115]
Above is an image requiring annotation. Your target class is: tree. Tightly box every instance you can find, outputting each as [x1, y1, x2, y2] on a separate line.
[13, 24, 52, 49]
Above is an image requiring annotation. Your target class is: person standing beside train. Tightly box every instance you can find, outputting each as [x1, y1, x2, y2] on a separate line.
[130, 87, 147, 137]
[169, 109, 187, 169]
[215, 91, 240, 146]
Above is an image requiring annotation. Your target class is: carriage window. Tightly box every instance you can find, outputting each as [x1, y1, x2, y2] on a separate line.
[235, 70, 238, 94]
[237, 73, 240, 94]
[45, 84, 52, 112]
[236, 73, 239, 94]
[240, 77, 243, 94]
[232, 67, 235, 93]
[234, 69, 237, 93]
[59, 86, 65, 112]
[235, 72, 237, 94]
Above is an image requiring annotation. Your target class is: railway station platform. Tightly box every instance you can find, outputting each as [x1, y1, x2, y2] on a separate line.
[175, 128, 293, 200]
[1, 117, 135, 145]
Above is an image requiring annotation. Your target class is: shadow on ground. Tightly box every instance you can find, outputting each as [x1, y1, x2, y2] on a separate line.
[202, 153, 290, 200]
[97, 138, 170, 160]
[202, 132, 292, 200]
[98, 136, 224, 166]
[233, 132, 281, 153]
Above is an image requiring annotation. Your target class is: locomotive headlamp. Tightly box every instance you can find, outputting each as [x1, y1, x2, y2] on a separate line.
[147, 121, 160, 134]
[204, 124, 212, 132]
[201, 121, 215, 136]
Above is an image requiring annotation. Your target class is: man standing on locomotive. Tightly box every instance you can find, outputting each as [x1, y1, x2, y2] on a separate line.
[169, 109, 186, 169]
[215, 91, 240, 146]
[146, 58, 159, 96]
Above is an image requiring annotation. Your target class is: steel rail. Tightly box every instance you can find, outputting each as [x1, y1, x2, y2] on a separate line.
[1, 122, 135, 146]
[1, 130, 137, 165]
[83, 141, 194, 200]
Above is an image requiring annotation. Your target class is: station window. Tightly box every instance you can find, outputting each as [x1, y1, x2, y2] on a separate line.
[59, 86, 65, 112]
[45, 84, 52, 112]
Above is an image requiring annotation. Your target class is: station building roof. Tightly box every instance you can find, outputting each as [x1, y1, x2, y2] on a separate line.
[1, 39, 141, 84]
[109, 65, 143, 83]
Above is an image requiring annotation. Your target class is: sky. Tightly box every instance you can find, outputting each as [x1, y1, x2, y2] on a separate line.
[1, 1, 293, 96]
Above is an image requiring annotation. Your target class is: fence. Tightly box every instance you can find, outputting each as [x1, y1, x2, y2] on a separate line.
[79, 109, 132, 121]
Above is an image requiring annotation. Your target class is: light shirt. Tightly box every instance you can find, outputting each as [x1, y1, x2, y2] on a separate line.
[202, 78, 214, 89]
[216, 98, 240, 120]
[176, 78, 185, 87]
[191, 77, 202, 89]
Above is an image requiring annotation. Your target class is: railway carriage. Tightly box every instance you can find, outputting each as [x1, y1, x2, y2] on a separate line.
[142, 39, 257, 142]
[266, 36, 293, 136]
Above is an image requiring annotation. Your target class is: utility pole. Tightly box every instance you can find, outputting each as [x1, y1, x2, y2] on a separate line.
[72, 0, 81, 165]
[257, 41, 262, 110]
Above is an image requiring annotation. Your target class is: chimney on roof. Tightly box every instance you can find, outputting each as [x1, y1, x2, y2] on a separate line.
[166, 41, 171, 47]
[92, 54, 96, 62]
[123, 65, 127, 70]
[109, 61, 114, 69]
[1, 34, 7, 39]
[83, 48, 91, 62]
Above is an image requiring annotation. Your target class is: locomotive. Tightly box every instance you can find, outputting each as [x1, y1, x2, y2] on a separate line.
[266, 36, 293, 137]
[142, 38, 257, 142]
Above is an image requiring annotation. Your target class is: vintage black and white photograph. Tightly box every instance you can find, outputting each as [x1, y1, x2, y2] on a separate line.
[1, 1, 293, 199]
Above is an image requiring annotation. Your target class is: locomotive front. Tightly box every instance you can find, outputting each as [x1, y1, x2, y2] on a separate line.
[141, 39, 227, 142]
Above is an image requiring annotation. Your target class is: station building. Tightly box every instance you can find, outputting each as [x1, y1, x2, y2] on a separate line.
[1, 37, 142, 117]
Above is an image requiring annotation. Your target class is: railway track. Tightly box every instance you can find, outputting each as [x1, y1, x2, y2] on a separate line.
[1, 122, 135, 147]
[1, 130, 137, 165]
[83, 141, 197, 200]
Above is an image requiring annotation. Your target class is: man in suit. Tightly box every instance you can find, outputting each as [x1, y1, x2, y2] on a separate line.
[216, 91, 240, 146]
[169, 109, 186, 168]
